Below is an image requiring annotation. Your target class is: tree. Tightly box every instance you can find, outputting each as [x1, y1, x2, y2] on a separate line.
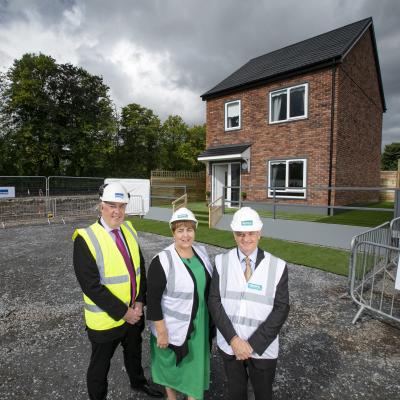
[117, 103, 162, 178]
[381, 143, 400, 171]
[158, 117, 206, 172]
[160, 115, 189, 170]
[0, 53, 116, 176]
[178, 124, 206, 171]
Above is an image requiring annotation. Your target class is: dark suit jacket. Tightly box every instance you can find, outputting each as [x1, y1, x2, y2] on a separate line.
[208, 247, 289, 358]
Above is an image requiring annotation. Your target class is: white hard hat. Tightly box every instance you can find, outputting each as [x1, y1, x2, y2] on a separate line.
[169, 207, 198, 228]
[100, 182, 129, 204]
[230, 207, 263, 232]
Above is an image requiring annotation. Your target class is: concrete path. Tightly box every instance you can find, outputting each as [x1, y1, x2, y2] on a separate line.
[217, 214, 367, 249]
[145, 207, 367, 249]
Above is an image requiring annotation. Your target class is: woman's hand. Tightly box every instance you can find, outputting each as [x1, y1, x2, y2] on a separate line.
[154, 320, 169, 349]
[157, 330, 169, 348]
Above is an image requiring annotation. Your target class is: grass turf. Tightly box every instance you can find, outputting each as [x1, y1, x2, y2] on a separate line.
[129, 216, 350, 276]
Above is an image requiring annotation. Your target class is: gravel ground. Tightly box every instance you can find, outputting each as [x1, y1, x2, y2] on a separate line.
[0, 220, 399, 400]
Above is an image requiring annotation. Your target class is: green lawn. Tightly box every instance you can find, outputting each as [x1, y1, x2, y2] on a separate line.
[129, 216, 350, 276]
[188, 201, 394, 228]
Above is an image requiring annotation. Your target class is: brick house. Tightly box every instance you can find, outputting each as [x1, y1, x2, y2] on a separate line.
[198, 18, 386, 212]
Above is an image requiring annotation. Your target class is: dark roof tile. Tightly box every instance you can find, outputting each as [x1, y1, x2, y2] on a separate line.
[201, 18, 383, 103]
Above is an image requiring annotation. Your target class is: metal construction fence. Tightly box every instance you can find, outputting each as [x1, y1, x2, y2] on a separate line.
[350, 216, 400, 325]
[0, 196, 100, 227]
[0, 176, 177, 226]
[0, 176, 104, 197]
[216, 184, 399, 222]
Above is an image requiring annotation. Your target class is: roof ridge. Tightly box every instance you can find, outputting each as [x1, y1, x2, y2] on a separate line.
[249, 17, 372, 63]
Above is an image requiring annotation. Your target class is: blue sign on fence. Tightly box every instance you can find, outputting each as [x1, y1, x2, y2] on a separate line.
[0, 187, 15, 198]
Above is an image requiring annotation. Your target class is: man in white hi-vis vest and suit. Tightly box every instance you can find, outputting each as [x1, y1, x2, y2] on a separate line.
[208, 207, 289, 400]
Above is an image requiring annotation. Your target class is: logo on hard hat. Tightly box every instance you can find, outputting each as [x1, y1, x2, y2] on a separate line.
[241, 220, 253, 226]
[178, 213, 188, 219]
[115, 192, 124, 199]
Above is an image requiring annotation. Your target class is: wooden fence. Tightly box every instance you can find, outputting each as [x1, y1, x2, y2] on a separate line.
[151, 170, 206, 202]
[380, 169, 400, 201]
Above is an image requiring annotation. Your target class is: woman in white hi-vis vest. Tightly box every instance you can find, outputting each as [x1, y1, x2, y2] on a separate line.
[208, 207, 289, 400]
[147, 207, 213, 400]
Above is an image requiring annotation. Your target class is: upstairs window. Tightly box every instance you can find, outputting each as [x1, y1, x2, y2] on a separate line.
[269, 84, 308, 123]
[225, 100, 241, 131]
[268, 159, 307, 198]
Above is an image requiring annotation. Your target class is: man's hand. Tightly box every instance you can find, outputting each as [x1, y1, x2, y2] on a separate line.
[230, 336, 253, 360]
[123, 302, 144, 325]
[122, 307, 138, 324]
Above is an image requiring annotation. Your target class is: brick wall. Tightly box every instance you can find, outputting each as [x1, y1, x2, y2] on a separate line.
[206, 69, 334, 205]
[333, 29, 383, 205]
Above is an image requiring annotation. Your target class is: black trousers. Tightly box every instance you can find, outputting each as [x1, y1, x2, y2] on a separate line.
[87, 321, 147, 400]
[222, 356, 277, 400]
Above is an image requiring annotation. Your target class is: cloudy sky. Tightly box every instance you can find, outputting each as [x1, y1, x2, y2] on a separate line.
[0, 0, 399, 147]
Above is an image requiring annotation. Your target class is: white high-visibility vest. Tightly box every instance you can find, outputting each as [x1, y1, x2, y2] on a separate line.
[150, 243, 212, 346]
[215, 248, 285, 359]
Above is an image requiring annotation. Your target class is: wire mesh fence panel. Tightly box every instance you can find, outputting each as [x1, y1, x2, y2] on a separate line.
[350, 240, 400, 325]
[390, 217, 400, 247]
[54, 196, 99, 219]
[0, 196, 99, 227]
[48, 176, 104, 196]
[348, 221, 392, 295]
[0, 197, 53, 226]
[0, 176, 47, 198]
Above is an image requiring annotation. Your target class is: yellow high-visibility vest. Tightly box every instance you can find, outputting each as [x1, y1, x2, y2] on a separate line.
[72, 221, 141, 331]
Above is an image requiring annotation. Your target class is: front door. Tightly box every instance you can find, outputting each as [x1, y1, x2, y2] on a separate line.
[212, 163, 241, 207]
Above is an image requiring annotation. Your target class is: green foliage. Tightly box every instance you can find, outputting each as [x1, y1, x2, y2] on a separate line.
[159, 116, 205, 171]
[117, 103, 162, 178]
[0, 53, 116, 176]
[182, 124, 206, 171]
[160, 115, 188, 170]
[381, 142, 400, 171]
[0, 53, 205, 177]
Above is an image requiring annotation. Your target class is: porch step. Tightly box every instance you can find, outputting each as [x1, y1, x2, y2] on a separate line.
[193, 210, 208, 226]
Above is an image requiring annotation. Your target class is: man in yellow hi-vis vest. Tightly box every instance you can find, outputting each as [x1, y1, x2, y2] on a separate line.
[73, 182, 163, 400]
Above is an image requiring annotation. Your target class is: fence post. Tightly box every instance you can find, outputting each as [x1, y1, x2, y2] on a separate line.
[46, 177, 50, 197]
[273, 187, 276, 219]
[395, 189, 400, 219]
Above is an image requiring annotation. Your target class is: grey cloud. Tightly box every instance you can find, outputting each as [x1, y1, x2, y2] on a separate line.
[0, 0, 399, 142]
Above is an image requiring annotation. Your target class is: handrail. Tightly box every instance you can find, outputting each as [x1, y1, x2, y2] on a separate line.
[208, 195, 224, 228]
[171, 193, 188, 213]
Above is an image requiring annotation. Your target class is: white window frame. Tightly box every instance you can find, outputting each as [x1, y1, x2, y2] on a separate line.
[269, 83, 308, 124]
[268, 158, 307, 199]
[225, 100, 241, 131]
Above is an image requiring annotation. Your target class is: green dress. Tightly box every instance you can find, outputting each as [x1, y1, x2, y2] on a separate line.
[150, 255, 210, 400]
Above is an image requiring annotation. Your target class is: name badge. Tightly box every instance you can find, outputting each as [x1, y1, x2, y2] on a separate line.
[248, 283, 262, 291]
